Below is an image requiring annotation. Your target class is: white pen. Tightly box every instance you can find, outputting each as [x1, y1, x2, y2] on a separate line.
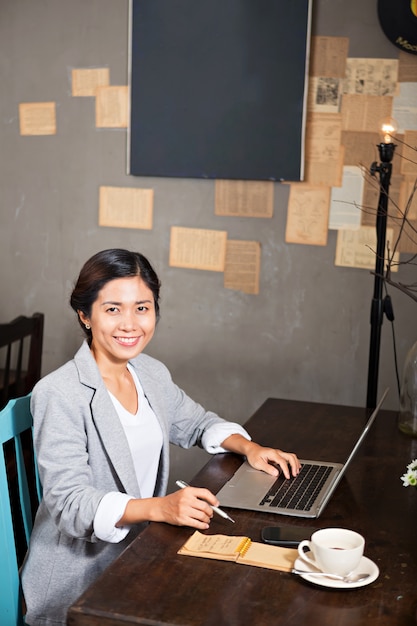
[175, 480, 235, 523]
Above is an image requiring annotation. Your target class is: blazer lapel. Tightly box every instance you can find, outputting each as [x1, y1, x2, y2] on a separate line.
[75, 342, 141, 498]
[91, 389, 141, 497]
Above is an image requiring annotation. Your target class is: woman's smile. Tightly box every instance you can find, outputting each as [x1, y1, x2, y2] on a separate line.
[115, 336, 140, 346]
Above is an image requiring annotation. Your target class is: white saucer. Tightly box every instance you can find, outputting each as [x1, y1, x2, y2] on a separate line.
[293, 556, 379, 589]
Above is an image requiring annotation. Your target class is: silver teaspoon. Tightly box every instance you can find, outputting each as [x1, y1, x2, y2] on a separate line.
[292, 568, 370, 583]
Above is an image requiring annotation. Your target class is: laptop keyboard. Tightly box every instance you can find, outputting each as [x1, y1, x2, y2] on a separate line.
[259, 463, 332, 512]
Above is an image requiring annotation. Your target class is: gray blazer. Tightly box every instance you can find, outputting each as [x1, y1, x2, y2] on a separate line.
[22, 341, 227, 626]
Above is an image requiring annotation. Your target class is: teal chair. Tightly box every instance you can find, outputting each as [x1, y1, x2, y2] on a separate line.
[0, 394, 41, 626]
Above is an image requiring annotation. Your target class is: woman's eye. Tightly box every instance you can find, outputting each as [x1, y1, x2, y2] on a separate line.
[137, 305, 148, 312]
[106, 307, 119, 313]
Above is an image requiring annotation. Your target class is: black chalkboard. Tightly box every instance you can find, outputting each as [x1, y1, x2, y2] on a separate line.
[129, 0, 312, 181]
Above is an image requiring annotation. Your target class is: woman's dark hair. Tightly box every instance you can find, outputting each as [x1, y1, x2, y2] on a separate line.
[70, 249, 161, 339]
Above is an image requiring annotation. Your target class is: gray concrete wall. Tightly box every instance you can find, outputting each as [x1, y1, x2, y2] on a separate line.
[1, 0, 416, 487]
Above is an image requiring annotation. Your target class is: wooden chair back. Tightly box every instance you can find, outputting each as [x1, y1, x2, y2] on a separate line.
[0, 313, 44, 409]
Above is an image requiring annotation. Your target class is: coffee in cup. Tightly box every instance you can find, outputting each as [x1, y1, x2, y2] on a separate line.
[298, 528, 364, 576]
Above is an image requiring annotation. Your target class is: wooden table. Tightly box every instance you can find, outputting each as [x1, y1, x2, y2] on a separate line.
[67, 398, 417, 626]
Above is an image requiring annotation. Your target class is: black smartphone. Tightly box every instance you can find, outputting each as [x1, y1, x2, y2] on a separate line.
[261, 525, 317, 548]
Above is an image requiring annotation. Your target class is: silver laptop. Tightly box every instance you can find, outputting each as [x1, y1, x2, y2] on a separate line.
[217, 388, 389, 519]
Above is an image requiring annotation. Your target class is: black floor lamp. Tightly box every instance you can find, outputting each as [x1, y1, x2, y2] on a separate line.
[366, 127, 396, 409]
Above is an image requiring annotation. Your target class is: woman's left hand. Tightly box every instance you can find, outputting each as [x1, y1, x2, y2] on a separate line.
[221, 434, 300, 479]
[244, 442, 301, 479]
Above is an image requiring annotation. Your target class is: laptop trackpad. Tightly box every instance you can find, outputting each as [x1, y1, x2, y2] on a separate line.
[218, 462, 277, 506]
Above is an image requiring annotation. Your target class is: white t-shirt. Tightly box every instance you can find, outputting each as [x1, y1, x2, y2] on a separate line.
[108, 367, 163, 499]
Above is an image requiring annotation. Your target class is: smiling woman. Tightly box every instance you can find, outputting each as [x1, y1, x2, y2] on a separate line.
[78, 276, 157, 413]
[71, 251, 160, 414]
[21, 248, 300, 626]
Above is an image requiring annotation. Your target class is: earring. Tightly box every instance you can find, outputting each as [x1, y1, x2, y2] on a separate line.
[85, 323, 91, 330]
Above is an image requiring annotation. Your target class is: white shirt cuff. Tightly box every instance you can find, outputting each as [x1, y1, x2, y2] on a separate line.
[201, 422, 251, 454]
[94, 492, 134, 543]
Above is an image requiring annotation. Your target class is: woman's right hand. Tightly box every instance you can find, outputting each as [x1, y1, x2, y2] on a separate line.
[118, 486, 219, 529]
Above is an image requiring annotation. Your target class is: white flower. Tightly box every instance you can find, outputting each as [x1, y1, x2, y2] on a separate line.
[400, 459, 417, 487]
[406, 459, 417, 472]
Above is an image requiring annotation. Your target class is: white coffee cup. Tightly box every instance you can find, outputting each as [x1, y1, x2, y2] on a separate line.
[298, 528, 365, 576]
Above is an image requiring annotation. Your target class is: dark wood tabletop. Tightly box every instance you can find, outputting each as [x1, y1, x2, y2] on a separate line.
[67, 398, 417, 626]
